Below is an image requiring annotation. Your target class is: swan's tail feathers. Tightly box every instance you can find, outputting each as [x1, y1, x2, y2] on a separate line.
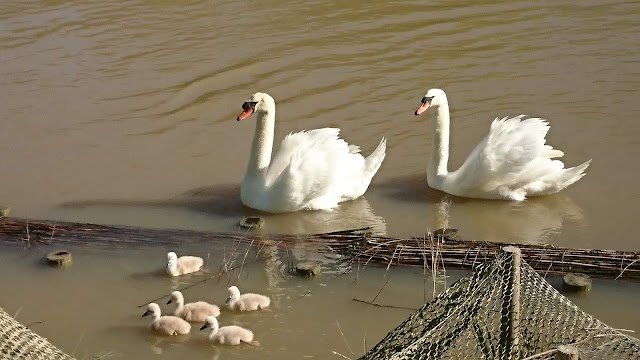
[558, 159, 592, 189]
[365, 137, 387, 174]
[532, 159, 592, 196]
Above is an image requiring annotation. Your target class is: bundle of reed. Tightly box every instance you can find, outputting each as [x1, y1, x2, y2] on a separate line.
[319, 229, 640, 280]
[1, 217, 638, 280]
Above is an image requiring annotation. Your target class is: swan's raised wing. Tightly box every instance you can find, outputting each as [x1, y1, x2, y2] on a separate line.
[452, 116, 564, 192]
[266, 128, 343, 186]
[266, 128, 356, 206]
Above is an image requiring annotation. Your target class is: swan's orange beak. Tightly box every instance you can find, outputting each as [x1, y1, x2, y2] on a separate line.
[237, 101, 255, 121]
[415, 102, 430, 115]
[237, 108, 253, 121]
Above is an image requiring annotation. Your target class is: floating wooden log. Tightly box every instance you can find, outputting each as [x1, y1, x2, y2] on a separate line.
[1, 217, 638, 280]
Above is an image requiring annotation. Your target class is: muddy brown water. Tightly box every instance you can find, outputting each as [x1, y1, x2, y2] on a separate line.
[1, 0, 639, 358]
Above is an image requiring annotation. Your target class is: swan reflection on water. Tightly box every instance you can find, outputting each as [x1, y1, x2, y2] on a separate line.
[431, 194, 584, 245]
[375, 173, 584, 245]
[251, 196, 387, 236]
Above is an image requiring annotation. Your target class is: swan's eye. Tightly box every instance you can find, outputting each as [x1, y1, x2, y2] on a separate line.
[242, 102, 257, 111]
[422, 96, 434, 105]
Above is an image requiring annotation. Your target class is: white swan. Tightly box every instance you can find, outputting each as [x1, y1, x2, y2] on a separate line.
[166, 251, 203, 276]
[226, 286, 270, 312]
[236, 92, 387, 213]
[142, 302, 191, 335]
[167, 291, 221, 322]
[200, 316, 257, 346]
[414, 89, 591, 200]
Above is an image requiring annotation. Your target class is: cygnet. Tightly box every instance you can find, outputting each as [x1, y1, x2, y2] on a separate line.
[167, 290, 221, 322]
[226, 286, 270, 312]
[166, 251, 203, 276]
[142, 302, 191, 335]
[200, 316, 257, 346]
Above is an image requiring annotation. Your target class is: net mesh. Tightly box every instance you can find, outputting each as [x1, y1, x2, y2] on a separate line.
[0, 307, 74, 360]
[360, 249, 640, 360]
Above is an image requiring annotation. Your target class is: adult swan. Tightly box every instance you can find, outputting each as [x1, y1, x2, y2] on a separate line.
[236, 92, 387, 213]
[414, 89, 591, 201]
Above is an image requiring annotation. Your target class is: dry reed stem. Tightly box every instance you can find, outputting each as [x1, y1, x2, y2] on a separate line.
[335, 321, 355, 360]
[351, 298, 417, 311]
[332, 351, 352, 359]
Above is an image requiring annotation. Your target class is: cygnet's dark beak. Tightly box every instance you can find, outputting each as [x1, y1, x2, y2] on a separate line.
[142, 310, 150, 317]
[166, 299, 173, 305]
[200, 324, 208, 331]
[225, 296, 231, 304]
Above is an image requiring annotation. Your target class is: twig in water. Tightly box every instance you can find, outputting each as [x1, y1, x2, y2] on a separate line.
[89, 351, 116, 360]
[13, 306, 22, 319]
[416, 235, 430, 303]
[47, 225, 56, 245]
[616, 258, 639, 280]
[332, 351, 352, 359]
[362, 332, 367, 358]
[430, 231, 439, 298]
[371, 274, 391, 303]
[25, 321, 44, 329]
[353, 259, 361, 283]
[352, 298, 417, 311]
[335, 321, 355, 360]
[72, 328, 86, 357]
[543, 262, 553, 279]
[234, 239, 255, 283]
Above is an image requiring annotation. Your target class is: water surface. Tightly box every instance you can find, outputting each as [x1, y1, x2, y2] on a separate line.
[1, 0, 639, 358]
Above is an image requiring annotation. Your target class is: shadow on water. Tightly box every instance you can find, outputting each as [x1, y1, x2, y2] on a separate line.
[373, 173, 478, 204]
[59, 184, 388, 235]
[59, 184, 248, 218]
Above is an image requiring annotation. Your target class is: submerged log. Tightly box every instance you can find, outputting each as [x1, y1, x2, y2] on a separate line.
[1, 217, 639, 280]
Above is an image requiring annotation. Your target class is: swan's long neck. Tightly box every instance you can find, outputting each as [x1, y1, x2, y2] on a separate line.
[208, 324, 219, 340]
[428, 102, 450, 180]
[246, 107, 275, 180]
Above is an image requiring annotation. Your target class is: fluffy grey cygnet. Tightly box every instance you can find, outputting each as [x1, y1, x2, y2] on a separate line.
[167, 290, 221, 322]
[200, 316, 258, 346]
[166, 251, 203, 276]
[142, 302, 191, 335]
[226, 286, 270, 312]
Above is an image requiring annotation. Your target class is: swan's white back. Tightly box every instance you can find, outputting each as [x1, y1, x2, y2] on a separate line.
[415, 89, 591, 200]
[237, 92, 386, 213]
